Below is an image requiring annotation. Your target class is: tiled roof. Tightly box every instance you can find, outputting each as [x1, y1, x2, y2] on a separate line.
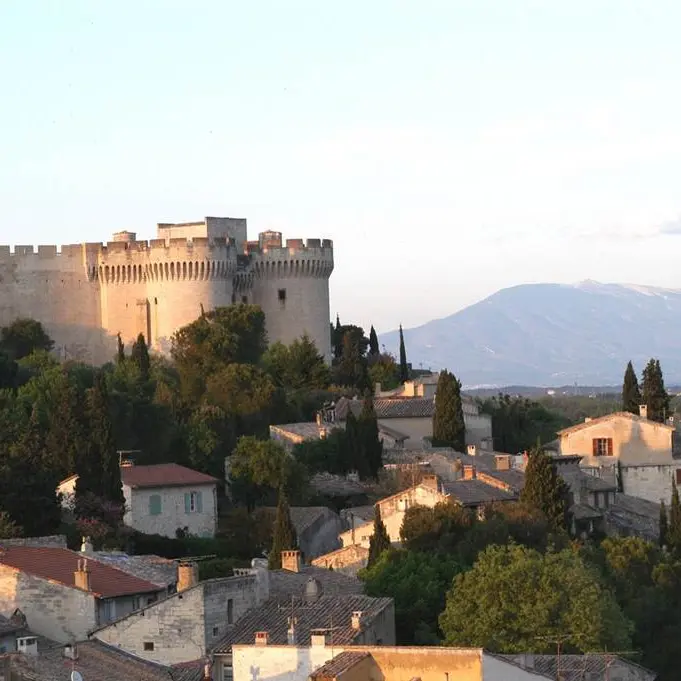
[442, 480, 518, 506]
[557, 411, 675, 435]
[213, 594, 392, 652]
[309, 651, 370, 678]
[335, 397, 435, 420]
[560, 470, 617, 493]
[570, 503, 604, 521]
[0, 613, 25, 636]
[269, 566, 364, 599]
[342, 506, 376, 523]
[121, 463, 218, 488]
[499, 654, 656, 681]
[478, 469, 526, 492]
[92, 552, 178, 588]
[271, 423, 339, 441]
[261, 507, 333, 536]
[0, 546, 161, 598]
[310, 473, 367, 497]
[311, 545, 369, 566]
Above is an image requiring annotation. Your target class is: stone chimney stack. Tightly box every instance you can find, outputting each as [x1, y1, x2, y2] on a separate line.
[639, 404, 648, 420]
[255, 631, 268, 646]
[421, 475, 439, 492]
[287, 616, 297, 645]
[80, 536, 93, 555]
[177, 561, 199, 592]
[463, 464, 476, 480]
[311, 629, 329, 646]
[495, 455, 511, 471]
[467, 444, 477, 457]
[351, 611, 362, 630]
[281, 550, 301, 573]
[74, 559, 91, 591]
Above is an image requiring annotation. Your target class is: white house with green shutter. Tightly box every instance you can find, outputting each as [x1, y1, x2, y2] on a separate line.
[119, 463, 219, 538]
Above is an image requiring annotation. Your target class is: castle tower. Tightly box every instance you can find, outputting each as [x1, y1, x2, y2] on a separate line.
[249, 233, 334, 362]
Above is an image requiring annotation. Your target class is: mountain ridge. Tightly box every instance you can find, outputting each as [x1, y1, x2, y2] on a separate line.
[380, 281, 681, 387]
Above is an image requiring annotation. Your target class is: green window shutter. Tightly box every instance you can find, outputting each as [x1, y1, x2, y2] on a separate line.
[196, 491, 203, 513]
[184, 492, 191, 514]
[149, 495, 161, 516]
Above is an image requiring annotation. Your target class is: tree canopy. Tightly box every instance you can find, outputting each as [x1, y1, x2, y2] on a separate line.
[367, 505, 391, 567]
[622, 361, 641, 415]
[520, 445, 569, 531]
[641, 358, 670, 423]
[432, 370, 466, 451]
[1, 318, 54, 360]
[268, 489, 297, 569]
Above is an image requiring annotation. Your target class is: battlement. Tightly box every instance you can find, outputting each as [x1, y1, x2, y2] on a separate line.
[250, 237, 334, 280]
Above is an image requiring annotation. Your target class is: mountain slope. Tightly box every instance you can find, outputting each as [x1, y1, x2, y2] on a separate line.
[380, 281, 681, 387]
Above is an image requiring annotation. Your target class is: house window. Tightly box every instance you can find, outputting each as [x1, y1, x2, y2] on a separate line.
[185, 491, 203, 514]
[593, 492, 600, 508]
[102, 599, 116, 622]
[149, 494, 162, 516]
[222, 656, 233, 681]
[144, 642, 154, 651]
[676, 469, 681, 485]
[592, 438, 613, 457]
[227, 598, 234, 624]
[213, 626, 219, 637]
[132, 596, 141, 611]
[278, 288, 286, 307]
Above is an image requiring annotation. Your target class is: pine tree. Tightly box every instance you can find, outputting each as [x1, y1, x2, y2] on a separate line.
[333, 315, 343, 360]
[367, 505, 391, 566]
[622, 361, 641, 415]
[659, 500, 669, 549]
[519, 445, 569, 531]
[116, 334, 125, 364]
[432, 370, 466, 452]
[269, 489, 298, 569]
[369, 326, 379, 356]
[668, 479, 681, 555]
[641, 358, 670, 423]
[358, 395, 383, 479]
[131, 333, 151, 380]
[398, 325, 408, 383]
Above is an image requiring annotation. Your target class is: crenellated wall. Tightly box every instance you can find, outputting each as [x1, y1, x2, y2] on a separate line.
[250, 238, 334, 362]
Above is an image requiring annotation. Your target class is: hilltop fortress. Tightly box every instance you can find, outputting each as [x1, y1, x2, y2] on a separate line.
[0, 217, 334, 364]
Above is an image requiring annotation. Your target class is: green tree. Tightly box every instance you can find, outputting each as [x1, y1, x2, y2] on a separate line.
[116, 333, 125, 364]
[333, 331, 369, 391]
[641, 358, 670, 423]
[520, 445, 569, 531]
[398, 324, 408, 383]
[357, 396, 383, 479]
[440, 544, 632, 653]
[268, 489, 298, 569]
[400, 502, 474, 553]
[0, 318, 54, 360]
[668, 479, 681, 555]
[622, 361, 641, 415]
[660, 500, 669, 548]
[0, 512, 22, 538]
[130, 333, 151, 380]
[369, 325, 379, 356]
[367, 505, 391, 567]
[432, 370, 466, 451]
[368, 353, 400, 391]
[333, 315, 343, 360]
[361, 549, 463, 644]
[262, 335, 330, 390]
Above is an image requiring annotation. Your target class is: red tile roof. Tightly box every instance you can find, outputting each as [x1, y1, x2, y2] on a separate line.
[0, 547, 161, 598]
[120, 463, 218, 489]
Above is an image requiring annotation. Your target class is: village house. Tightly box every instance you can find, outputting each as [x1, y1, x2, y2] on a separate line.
[557, 407, 681, 504]
[231, 642, 556, 681]
[310, 545, 370, 577]
[58, 463, 220, 539]
[0, 546, 166, 643]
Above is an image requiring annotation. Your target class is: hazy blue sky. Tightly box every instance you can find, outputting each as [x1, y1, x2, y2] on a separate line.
[3, 1, 681, 334]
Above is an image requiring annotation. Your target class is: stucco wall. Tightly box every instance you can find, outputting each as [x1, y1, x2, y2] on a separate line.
[560, 418, 674, 466]
[377, 485, 445, 518]
[378, 415, 491, 451]
[621, 464, 681, 504]
[311, 545, 369, 577]
[340, 512, 405, 549]
[125, 483, 217, 538]
[0, 565, 97, 643]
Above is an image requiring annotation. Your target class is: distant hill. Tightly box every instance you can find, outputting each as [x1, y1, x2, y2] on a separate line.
[380, 281, 681, 388]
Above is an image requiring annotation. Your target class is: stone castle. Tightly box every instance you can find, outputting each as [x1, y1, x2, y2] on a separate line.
[0, 216, 334, 364]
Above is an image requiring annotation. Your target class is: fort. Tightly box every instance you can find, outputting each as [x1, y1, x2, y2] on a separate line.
[0, 216, 334, 364]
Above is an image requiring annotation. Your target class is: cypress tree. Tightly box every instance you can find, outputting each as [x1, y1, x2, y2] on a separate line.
[398, 325, 408, 383]
[116, 334, 125, 364]
[367, 505, 391, 567]
[345, 410, 361, 474]
[269, 489, 298, 569]
[519, 445, 569, 531]
[369, 325, 379, 356]
[622, 361, 641, 415]
[642, 358, 670, 423]
[668, 479, 681, 555]
[660, 500, 669, 549]
[333, 315, 343, 360]
[432, 370, 466, 452]
[358, 395, 383, 479]
[131, 333, 151, 380]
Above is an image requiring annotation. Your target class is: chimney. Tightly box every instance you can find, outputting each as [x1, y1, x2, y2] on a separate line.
[63, 643, 78, 661]
[639, 404, 648, 420]
[281, 550, 301, 573]
[315, 412, 323, 426]
[17, 637, 38, 658]
[374, 382, 382, 396]
[463, 464, 476, 480]
[80, 536, 93, 555]
[351, 611, 362, 630]
[495, 455, 511, 471]
[584, 417, 592, 423]
[177, 561, 199, 592]
[311, 629, 329, 647]
[421, 475, 439, 491]
[255, 631, 268, 646]
[287, 616, 297, 645]
[74, 559, 91, 591]
[467, 444, 477, 457]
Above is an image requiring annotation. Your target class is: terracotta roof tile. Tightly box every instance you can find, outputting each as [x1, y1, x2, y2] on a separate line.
[442, 480, 518, 506]
[309, 651, 370, 678]
[120, 463, 218, 488]
[0, 546, 161, 598]
[557, 411, 675, 436]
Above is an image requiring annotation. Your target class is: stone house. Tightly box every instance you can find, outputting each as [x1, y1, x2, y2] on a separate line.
[310, 545, 370, 577]
[0, 546, 166, 643]
[231, 643, 554, 681]
[558, 408, 681, 504]
[59, 463, 220, 539]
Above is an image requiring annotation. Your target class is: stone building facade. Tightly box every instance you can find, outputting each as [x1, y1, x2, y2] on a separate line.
[0, 217, 334, 364]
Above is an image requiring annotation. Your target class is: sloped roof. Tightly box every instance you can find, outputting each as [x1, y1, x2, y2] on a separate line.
[213, 594, 392, 652]
[269, 566, 364, 599]
[309, 651, 370, 678]
[442, 480, 517, 506]
[121, 463, 218, 488]
[0, 546, 160, 598]
[499, 654, 656, 681]
[335, 397, 435, 420]
[92, 552, 178, 588]
[478, 469, 526, 492]
[260, 507, 335, 536]
[557, 411, 674, 435]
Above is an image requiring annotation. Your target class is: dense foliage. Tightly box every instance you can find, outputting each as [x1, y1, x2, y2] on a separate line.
[432, 370, 466, 451]
[622, 361, 642, 415]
